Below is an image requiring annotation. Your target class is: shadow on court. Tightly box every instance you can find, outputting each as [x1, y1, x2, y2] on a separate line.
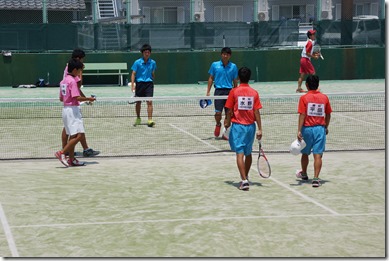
[290, 178, 329, 186]
[224, 180, 263, 189]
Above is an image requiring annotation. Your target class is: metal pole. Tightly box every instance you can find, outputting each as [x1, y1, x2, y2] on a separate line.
[380, 0, 385, 19]
[42, 0, 47, 23]
[254, 0, 258, 22]
[126, 0, 131, 24]
[92, 0, 99, 23]
[190, 0, 195, 22]
[317, 0, 322, 21]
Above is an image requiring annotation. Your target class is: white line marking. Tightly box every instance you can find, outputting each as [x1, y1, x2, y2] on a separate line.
[169, 123, 226, 151]
[334, 113, 385, 128]
[0, 203, 19, 257]
[171, 123, 341, 215]
[11, 212, 384, 229]
[268, 176, 340, 215]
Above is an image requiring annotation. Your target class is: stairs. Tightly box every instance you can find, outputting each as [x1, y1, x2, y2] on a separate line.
[97, 0, 121, 49]
[97, 0, 118, 19]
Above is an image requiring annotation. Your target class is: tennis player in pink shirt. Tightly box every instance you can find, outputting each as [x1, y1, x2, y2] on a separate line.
[55, 59, 96, 167]
[224, 67, 262, 191]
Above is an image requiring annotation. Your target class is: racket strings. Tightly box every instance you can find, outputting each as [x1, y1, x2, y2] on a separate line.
[258, 156, 270, 176]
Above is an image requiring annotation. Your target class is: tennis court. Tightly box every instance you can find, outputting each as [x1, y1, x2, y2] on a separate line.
[0, 79, 385, 257]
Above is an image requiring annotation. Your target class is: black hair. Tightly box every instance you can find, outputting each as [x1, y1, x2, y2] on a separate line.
[140, 44, 152, 53]
[67, 58, 84, 73]
[306, 30, 316, 39]
[71, 48, 85, 59]
[221, 47, 232, 55]
[305, 75, 320, 90]
[238, 67, 251, 83]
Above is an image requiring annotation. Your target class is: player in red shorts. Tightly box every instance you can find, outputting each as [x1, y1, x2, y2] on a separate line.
[296, 30, 320, 93]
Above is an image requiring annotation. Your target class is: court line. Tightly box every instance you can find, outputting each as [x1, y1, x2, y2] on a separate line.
[10, 212, 384, 229]
[171, 123, 340, 215]
[267, 176, 340, 215]
[0, 202, 19, 257]
[169, 123, 226, 151]
[334, 113, 385, 128]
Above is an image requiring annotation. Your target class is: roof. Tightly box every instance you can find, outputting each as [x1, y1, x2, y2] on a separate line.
[0, 0, 86, 10]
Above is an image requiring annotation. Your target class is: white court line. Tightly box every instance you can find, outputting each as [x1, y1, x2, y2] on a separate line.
[169, 123, 226, 151]
[267, 176, 340, 215]
[11, 212, 384, 229]
[171, 123, 340, 215]
[0, 203, 19, 257]
[334, 112, 385, 128]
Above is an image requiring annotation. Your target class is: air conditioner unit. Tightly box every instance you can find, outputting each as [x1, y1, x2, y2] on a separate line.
[321, 11, 333, 20]
[258, 12, 269, 21]
[194, 12, 204, 22]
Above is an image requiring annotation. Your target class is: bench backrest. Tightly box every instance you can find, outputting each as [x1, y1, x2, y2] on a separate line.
[84, 63, 127, 71]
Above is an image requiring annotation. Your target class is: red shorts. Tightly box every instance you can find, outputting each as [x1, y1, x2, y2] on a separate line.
[299, 57, 315, 74]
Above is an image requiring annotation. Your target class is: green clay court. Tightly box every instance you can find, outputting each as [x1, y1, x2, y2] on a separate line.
[0, 79, 385, 257]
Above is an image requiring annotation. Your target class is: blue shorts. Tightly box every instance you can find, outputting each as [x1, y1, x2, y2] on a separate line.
[300, 125, 326, 155]
[229, 123, 255, 156]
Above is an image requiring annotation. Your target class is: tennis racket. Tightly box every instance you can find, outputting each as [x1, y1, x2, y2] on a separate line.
[80, 94, 96, 105]
[257, 140, 271, 178]
[313, 44, 324, 60]
[128, 90, 136, 104]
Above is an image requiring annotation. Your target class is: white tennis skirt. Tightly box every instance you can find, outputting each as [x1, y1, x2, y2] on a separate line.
[62, 106, 85, 136]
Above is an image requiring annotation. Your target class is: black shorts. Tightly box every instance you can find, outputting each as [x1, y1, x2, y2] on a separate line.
[214, 88, 232, 113]
[135, 82, 154, 97]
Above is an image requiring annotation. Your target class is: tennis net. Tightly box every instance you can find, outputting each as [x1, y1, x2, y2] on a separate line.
[0, 92, 384, 160]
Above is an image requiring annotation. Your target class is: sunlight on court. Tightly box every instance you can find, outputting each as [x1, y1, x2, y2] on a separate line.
[0, 151, 385, 257]
[0, 79, 385, 257]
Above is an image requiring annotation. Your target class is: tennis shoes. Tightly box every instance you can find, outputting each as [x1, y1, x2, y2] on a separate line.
[55, 151, 85, 168]
[296, 170, 322, 187]
[55, 151, 68, 167]
[214, 123, 221, 137]
[83, 148, 100, 157]
[239, 180, 250, 191]
[134, 118, 155, 128]
[67, 158, 85, 167]
[296, 170, 309, 180]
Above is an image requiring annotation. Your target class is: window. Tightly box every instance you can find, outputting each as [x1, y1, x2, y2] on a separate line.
[279, 5, 306, 20]
[146, 7, 180, 24]
[214, 6, 243, 22]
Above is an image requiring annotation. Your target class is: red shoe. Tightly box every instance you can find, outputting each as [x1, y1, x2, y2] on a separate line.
[55, 151, 69, 167]
[214, 124, 221, 137]
[67, 158, 86, 167]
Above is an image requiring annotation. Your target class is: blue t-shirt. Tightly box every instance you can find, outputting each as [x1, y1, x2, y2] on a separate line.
[131, 57, 157, 82]
[208, 60, 238, 89]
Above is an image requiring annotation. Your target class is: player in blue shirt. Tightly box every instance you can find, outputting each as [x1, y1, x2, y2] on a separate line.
[206, 47, 238, 139]
[130, 44, 157, 127]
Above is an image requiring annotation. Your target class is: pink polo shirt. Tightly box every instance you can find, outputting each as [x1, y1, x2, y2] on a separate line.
[59, 74, 81, 106]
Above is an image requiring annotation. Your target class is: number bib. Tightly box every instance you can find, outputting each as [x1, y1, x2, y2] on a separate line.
[307, 102, 325, 117]
[238, 96, 254, 110]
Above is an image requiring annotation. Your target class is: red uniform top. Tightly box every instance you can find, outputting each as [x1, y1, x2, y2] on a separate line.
[225, 83, 262, 125]
[298, 90, 332, 126]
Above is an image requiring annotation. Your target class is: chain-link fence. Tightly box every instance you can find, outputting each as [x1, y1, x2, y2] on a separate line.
[0, 0, 385, 51]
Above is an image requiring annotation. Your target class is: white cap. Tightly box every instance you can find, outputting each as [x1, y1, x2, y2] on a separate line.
[289, 139, 306, 155]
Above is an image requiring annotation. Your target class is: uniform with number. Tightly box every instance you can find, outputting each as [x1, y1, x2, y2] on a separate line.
[300, 39, 315, 74]
[225, 83, 262, 155]
[208, 60, 238, 112]
[131, 57, 157, 97]
[59, 74, 85, 136]
[298, 90, 332, 155]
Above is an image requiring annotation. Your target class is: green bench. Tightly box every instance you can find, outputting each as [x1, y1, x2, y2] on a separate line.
[83, 63, 128, 86]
